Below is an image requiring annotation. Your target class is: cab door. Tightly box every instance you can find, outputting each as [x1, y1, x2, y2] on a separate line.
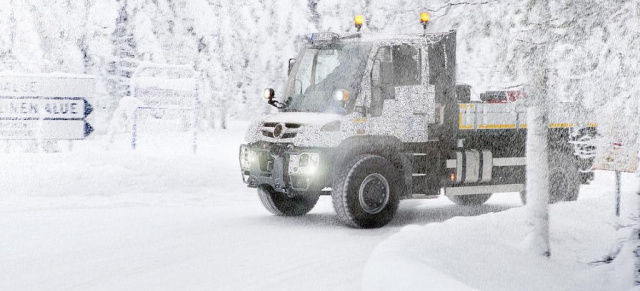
[365, 42, 434, 143]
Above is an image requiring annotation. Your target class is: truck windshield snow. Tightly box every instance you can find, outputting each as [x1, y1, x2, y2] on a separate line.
[285, 44, 371, 113]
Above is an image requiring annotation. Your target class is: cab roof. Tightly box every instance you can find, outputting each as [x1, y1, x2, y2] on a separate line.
[306, 30, 456, 46]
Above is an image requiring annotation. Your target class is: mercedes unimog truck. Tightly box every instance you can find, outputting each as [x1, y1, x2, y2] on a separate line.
[239, 14, 595, 228]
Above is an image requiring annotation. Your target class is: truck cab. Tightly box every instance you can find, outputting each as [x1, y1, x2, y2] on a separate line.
[240, 17, 593, 228]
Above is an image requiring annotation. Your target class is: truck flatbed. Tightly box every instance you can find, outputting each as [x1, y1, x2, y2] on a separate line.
[457, 102, 596, 132]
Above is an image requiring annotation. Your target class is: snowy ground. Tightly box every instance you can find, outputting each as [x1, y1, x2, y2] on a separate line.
[364, 172, 638, 291]
[0, 121, 633, 290]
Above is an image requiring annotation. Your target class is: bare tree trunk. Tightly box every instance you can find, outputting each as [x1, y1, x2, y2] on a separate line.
[632, 4, 640, 275]
[220, 103, 227, 129]
[635, 174, 640, 285]
[307, 0, 320, 30]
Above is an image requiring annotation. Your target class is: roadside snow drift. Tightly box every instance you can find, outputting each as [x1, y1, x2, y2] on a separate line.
[363, 173, 638, 291]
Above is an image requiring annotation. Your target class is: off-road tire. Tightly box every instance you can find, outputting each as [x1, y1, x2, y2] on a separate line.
[520, 152, 580, 205]
[447, 194, 492, 206]
[332, 154, 400, 228]
[257, 185, 320, 216]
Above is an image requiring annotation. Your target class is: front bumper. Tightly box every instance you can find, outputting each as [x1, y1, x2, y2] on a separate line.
[239, 142, 333, 193]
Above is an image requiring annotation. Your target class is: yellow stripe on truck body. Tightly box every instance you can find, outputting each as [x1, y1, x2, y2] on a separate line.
[458, 103, 596, 130]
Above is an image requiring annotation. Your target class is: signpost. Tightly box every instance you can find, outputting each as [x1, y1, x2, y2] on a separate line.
[595, 141, 639, 173]
[0, 74, 95, 140]
[130, 63, 200, 153]
[595, 122, 639, 220]
[594, 119, 640, 286]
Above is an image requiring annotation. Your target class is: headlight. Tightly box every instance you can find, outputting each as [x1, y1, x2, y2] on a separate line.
[240, 146, 256, 170]
[289, 152, 320, 175]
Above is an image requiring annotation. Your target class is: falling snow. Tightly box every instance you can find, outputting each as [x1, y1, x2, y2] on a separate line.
[1, 0, 639, 290]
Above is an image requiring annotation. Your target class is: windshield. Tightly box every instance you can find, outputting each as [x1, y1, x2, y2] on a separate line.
[284, 44, 371, 113]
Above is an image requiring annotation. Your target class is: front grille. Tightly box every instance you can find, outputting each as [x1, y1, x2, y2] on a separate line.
[284, 123, 302, 129]
[261, 122, 302, 139]
[281, 133, 296, 138]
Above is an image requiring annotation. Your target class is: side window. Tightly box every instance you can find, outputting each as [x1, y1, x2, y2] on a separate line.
[392, 44, 421, 86]
[370, 44, 422, 117]
[370, 46, 393, 117]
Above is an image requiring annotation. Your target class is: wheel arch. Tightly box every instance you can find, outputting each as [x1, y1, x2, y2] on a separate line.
[333, 135, 408, 196]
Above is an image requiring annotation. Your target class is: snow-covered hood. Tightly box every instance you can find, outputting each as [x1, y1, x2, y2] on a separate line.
[244, 112, 346, 147]
[260, 112, 341, 126]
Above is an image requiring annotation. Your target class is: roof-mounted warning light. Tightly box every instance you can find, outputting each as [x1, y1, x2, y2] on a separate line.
[420, 12, 430, 34]
[355, 15, 365, 32]
[310, 32, 340, 45]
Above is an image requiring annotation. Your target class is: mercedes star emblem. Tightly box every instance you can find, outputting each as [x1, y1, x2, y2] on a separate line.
[273, 123, 285, 138]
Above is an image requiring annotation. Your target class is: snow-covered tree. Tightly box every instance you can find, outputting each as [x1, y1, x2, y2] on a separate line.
[129, 1, 165, 64]
[316, 0, 370, 33]
[0, 0, 635, 137]
[85, 0, 119, 102]
[5, 0, 43, 73]
[108, 0, 139, 101]
[0, 0, 15, 70]
[516, 0, 553, 257]
[29, 0, 87, 73]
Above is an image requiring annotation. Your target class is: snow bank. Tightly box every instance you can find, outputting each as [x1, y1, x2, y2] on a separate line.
[363, 172, 639, 291]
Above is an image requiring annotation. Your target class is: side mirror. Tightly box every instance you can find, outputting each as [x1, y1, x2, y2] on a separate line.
[263, 88, 275, 101]
[455, 84, 471, 103]
[264, 88, 282, 109]
[288, 58, 296, 75]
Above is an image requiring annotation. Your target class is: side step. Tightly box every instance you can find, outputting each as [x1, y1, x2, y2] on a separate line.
[444, 184, 524, 196]
[410, 153, 438, 195]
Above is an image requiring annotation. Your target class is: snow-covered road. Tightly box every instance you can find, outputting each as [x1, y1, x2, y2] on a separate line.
[0, 123, 615, 290]
[0, 192, 521, 291]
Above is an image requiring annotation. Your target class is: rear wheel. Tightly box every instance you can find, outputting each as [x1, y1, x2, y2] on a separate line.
[520, 152, 580, 205]
[332, 154, 400, 228]
[447, 194, 492, 206]
[257, 185, 320, 216]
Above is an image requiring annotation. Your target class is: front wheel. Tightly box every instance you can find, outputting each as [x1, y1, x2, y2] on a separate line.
[332, 154, 400, 228]
[257, 185, 320, 216]
[447, 194, 492, 206]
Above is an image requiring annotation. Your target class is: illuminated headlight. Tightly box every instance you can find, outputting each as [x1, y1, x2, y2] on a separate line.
[240, 146, 256, 170]
[289, 153, 320, 175]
